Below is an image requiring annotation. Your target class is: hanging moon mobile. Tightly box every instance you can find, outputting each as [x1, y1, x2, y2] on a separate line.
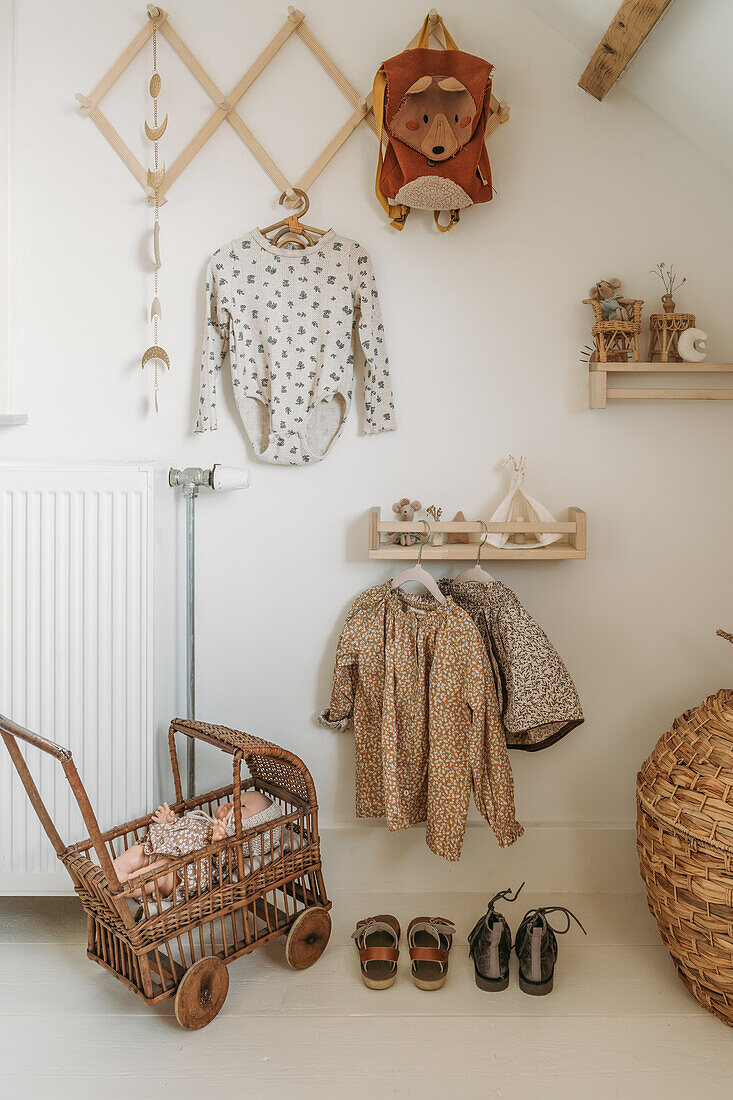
[141, 345, 170, 370]
[145, 114, 168, 141]
[144, 13, 167, 413]
[677, 327, 708, 363]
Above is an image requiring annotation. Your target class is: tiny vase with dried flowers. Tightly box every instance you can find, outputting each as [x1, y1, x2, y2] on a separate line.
[651, 262, 685, 316]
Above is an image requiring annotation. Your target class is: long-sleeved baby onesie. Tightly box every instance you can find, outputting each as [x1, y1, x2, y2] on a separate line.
[195, 229, 396, 465]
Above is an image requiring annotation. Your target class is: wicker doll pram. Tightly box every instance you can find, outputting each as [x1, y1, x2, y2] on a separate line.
[0, 714, 331, 1029]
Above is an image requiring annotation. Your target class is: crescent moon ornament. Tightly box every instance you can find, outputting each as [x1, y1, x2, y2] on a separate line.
[145, 114, 168, 141]
[141, 345, 170, 371]
[146, 164, 165, 190]
[149, 72, 162, 98]
[677, 327, 708, 363]
[150, 297, 162, 321]
[154, 222, 161, 269]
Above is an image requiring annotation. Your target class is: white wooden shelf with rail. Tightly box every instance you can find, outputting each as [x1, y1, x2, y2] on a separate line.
[589, 361, 733, 407]
[368, 508, 586, 561]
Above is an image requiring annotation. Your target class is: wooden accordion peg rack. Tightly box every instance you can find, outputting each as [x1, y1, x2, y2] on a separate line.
[75, 6, 510, 206]
[368, 507, 587, 561]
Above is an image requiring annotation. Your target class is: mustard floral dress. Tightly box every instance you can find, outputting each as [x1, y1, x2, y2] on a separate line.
[320, 583, 522, 861]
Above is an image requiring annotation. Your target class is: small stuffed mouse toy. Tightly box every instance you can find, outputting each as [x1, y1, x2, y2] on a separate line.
[392, 498, 422, 546]
[589, 278, 635, 321]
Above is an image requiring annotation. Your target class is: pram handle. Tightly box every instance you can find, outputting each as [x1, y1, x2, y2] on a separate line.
[0, 712, 122, 890]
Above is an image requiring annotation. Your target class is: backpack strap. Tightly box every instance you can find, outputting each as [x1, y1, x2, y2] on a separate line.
[417, 13, 459, 50]
[373, 67, 409, 231]
[434, 209, 460, 232]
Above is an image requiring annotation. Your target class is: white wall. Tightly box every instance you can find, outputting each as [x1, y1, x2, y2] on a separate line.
[0, 0, 13, 412]
[2, 0, 732, 880]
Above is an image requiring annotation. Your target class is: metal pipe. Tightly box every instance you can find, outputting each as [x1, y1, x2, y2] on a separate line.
[185, 490, 196, 798]
[168, 464, 249, 802]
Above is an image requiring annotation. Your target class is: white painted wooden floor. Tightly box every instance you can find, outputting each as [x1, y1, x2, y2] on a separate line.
[1, 890, 731, 1099]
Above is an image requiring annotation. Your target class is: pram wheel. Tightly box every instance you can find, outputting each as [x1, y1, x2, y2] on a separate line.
[174, 956, 229, 1029]
[285, 906, 332, 970]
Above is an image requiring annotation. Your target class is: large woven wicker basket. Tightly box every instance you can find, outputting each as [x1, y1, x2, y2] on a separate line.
[637, 688, 733, 1025]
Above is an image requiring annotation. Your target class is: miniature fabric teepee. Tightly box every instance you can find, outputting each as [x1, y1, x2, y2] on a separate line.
[485, 456, 562, 549]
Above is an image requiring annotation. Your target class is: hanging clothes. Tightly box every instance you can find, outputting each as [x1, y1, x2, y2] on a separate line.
[195, 230, 396, 465]
[439, 580, 584, 751]
[320, 582, 522, 861]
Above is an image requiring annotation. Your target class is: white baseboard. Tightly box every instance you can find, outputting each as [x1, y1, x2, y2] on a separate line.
[319, 822, 642, 895]
[0, 823, 642, 897]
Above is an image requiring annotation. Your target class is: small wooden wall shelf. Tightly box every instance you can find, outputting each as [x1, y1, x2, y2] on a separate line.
[368, 508, 587, 561]
[589, 362, 733, 407]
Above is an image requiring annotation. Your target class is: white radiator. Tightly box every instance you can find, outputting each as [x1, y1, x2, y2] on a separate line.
[0, 464, 154, 893]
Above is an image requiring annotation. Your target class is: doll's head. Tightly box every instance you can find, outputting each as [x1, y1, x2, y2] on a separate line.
[215, 788, 273, 823]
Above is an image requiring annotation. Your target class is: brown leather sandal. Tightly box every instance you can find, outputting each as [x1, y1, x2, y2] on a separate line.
[352, 915, 401, 989]
[407, 916, 456, 990]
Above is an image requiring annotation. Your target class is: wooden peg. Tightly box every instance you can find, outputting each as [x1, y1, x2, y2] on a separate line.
[287, 6, 298, 20]
[75, 92, 93, 115]
[428, 8, 439, 23]
[146, 5, 162, 21]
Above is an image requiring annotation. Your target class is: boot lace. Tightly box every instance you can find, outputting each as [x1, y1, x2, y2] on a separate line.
[521, 905, 587, 937]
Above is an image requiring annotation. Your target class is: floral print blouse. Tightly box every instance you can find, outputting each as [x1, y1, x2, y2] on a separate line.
[320, 583, 522, 861]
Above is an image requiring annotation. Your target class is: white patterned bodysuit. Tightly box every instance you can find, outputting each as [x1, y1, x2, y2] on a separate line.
[195, 229, 396, 465]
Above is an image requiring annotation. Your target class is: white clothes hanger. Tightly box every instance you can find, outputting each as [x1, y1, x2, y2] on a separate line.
[390, 520, 446, 604]
[454, 520, 495, 584]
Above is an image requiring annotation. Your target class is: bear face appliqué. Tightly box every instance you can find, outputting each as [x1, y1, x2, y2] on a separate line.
[390, 75, 477, 163]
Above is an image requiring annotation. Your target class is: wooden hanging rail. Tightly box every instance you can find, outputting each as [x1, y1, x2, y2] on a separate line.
[368, 508, 586, 561]
[76, 6, 510, 205]
[589, 361, 733, 407]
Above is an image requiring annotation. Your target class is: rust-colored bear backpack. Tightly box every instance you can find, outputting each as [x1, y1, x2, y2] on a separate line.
[373, 14, 494, 232]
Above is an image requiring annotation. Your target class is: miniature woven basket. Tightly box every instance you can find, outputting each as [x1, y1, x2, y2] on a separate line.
[637, 684, 733, 1025]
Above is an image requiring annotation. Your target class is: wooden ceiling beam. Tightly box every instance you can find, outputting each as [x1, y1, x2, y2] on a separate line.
[579, 0, 676, 101]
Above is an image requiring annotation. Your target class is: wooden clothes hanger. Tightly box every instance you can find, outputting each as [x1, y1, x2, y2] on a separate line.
[260, 188, 329, 249]
[390, 520, 446, 604]
[454, 520, 495, 583]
